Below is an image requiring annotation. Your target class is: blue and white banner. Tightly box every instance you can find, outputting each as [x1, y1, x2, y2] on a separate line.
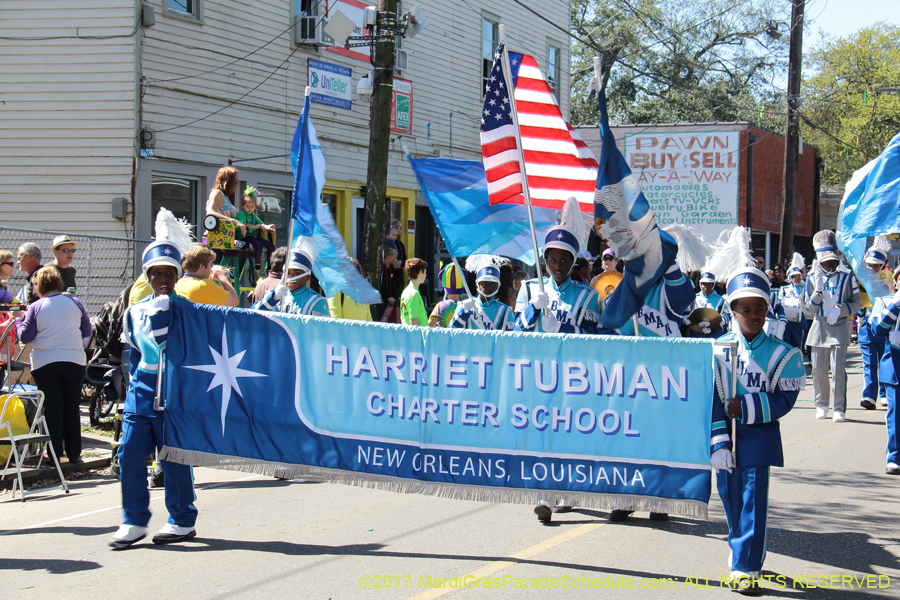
[160, 303, 715, 516]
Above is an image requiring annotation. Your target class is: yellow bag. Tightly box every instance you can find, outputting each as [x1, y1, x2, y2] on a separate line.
[0, 394, 30, 464]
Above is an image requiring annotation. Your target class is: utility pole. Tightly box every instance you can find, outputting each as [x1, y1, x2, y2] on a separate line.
[778, 0, 804, 266]
[361, 0, 398, 303]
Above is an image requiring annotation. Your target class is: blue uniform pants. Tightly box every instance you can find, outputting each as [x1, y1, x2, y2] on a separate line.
[859, 324, 886, 401]
[783, 327, 804, 352]
[886, 386, 900, 465]
[716, 465, 770, 575]
[119, 413, 197, 528]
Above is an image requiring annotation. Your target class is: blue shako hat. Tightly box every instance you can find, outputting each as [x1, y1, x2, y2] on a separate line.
[865, 249, 887, 265]
[288, 249, 313, 273]
[543, 225, 579, 260]
[726, 267, 771, 308]
[787, 266, 802, 278]
[476, 265, 500, 284]
[142, 241, 182, 277]
[699, 271, 716, 284]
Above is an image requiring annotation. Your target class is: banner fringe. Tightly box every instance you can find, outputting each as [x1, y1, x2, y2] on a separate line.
[159, 447, 709, 519]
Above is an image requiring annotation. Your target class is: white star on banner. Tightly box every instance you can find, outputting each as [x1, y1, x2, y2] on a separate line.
[186, 326, 268, 436]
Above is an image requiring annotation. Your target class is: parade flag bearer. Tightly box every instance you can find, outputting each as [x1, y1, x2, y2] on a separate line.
[710, 267, 806, 594]
[109, 241, 198, 549]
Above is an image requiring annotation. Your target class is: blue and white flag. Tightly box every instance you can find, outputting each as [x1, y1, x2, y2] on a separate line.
[160, 302, 716, 516]
[408, 156, 556, 266]
[594, 88, 677, 328]
[837, 131, 900, 299]
[290, 95, 326, 240]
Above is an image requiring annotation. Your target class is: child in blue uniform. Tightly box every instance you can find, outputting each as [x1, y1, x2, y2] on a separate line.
[451, 262, 514, 331]
[252, 249, 329, 317]
[514, 225, 600, 335]
[776, 266, 808, 351]
[710, 267, 806, 594]
[109, 241, 199, 549]
[868, 268, 900, 475]
[695, 271, 726, 313]
[859, 248, 890, 410]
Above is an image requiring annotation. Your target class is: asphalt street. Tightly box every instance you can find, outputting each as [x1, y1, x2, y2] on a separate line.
[2, 345, 899, 599]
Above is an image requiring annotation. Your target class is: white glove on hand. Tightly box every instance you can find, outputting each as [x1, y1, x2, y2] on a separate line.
[826, 305, 842, 325]
[149, 294, 170, 314]
[682, 317, 692, 326]
[273, 284, 290, 300]
[892, 289, 900, 307]
[699, 321, 712, 335]
[814, 274, 824, 294]
[541, 313, 562, 333]
[458, 298, 476, 313]
[710, 448, 734, 473]
[532, 291, 550, 310]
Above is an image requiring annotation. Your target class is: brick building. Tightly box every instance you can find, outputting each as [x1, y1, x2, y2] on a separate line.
[575, 123, 820, 268]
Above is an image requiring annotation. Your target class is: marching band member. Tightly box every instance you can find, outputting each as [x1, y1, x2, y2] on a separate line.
[804, 230, 862, 423]
[252, 248, 329, 317]
[711, 267, 806, 594]
[450, 256, 514, 331]
[870, 266, 900, 476]
[694, 271, 725, 313]
[109, 241, 198, 549]
[858, 243, 891, 410]
[775, 254, 808, 351]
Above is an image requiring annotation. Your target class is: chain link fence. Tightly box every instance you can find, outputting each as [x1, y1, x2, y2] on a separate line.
[0, 227, 152, 316]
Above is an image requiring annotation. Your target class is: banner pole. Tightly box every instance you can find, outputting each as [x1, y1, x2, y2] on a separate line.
[281, 86, 313, 312]
[499, 25, 544, 295]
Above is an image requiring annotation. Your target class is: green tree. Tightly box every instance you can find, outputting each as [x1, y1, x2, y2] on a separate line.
[569, 0, 790, 132]
[800, 23, 900, 187]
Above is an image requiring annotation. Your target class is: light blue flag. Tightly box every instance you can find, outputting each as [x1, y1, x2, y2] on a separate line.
[290, 95, 326, 239]
[593, 88, 676, 329]
[407, 156, 556, 266]
[837, 131, 900, 298]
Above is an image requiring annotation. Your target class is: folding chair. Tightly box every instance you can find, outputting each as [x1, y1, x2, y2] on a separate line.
[1, 390, 69, 502]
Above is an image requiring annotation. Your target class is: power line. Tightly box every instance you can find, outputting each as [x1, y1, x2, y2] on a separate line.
[0, 18, 141, 40]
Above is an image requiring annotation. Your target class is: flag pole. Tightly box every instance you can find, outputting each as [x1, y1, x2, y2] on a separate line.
[499, 25, 544, 294]
[281, 86, 313, 310]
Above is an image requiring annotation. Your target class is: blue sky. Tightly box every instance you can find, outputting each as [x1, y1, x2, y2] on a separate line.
[804, 0, 899, 50]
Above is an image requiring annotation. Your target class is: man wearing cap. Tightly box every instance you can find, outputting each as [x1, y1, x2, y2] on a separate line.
[451, 260, 514, 331]
[514, 224, 599, 335]
[599, 248, 619, 273]
[711, 266, 806, 594]
[429, 264, 465, 327]
[109, 241, 198, 550]
[805, 230, 862, 422]
[858, 247, 891, 410]
[252, 249, 329, 317]
[49, 234, 77, 292]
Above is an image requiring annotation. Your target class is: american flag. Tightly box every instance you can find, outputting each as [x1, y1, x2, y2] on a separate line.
[480, 44, 598, 210]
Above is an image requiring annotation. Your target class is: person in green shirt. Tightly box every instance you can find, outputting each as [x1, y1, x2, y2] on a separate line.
[400, 258, 429, 326]
[236, 187, 276, 271]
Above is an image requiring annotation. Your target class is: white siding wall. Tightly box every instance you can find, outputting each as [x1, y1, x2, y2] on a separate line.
[139, 0, 570, 191]
[0, 0, 137, 235]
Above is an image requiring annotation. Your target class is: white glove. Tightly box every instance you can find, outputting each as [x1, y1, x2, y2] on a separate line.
[458, 298, 476, 313]
[273, 284, 290, 300]
[826, 305, 842, 325]
[149, 294, 170, 314]
[890, 331, 900, 347]
[710, 448, 734, 473]
[699, 321, 712, 335]
[541, 313, 561, 333]
[892, 289, 900, 307]
[682, 317, 692, 326]
[532, 291, 550, 310]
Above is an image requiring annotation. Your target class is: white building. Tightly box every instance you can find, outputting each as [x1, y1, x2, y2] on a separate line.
[1, 0, 571, 289]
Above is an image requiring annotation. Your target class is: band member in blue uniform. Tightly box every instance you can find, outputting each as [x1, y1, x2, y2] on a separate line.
[451, 261, 514, 331]
[606, 261, 694, 338]
[805, 230, 861, 423]
[252, 249, 329, 317]
[514, 225, 600, 335]
[695, 271, 725, 312]
[776, 265, 808, 351]
[859, 247, 891, 410]
[710, 267, 806, 594]
[109, 241, 198, 549]
[869, 268, 900, 475]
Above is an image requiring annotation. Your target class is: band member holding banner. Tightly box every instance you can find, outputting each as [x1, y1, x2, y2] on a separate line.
[711, 266, 806, 594]
[870, 267, 900, 475]
[805, 230, 862, 423]
[252, 248, 329, 317]
[451, 256, 514, 331]
[859, 243, 892, 410]
[109, 241, 198, 549]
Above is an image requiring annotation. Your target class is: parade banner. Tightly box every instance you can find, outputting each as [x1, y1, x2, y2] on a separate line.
[160, 303, 716, 517]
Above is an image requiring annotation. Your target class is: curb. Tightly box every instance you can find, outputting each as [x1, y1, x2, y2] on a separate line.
[1, 455, 113, 490]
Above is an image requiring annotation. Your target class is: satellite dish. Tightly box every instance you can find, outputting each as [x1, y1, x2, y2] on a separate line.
[405, 5, 428, 38]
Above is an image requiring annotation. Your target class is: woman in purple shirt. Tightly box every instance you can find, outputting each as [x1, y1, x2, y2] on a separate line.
[16, 267, 92, 462]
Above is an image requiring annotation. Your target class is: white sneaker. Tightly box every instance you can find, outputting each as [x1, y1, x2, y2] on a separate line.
[833, 411, 846, 423]
[108, 524, 148, 550]
[816, 407, 829, 419]
[881, 397, 889, 407]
